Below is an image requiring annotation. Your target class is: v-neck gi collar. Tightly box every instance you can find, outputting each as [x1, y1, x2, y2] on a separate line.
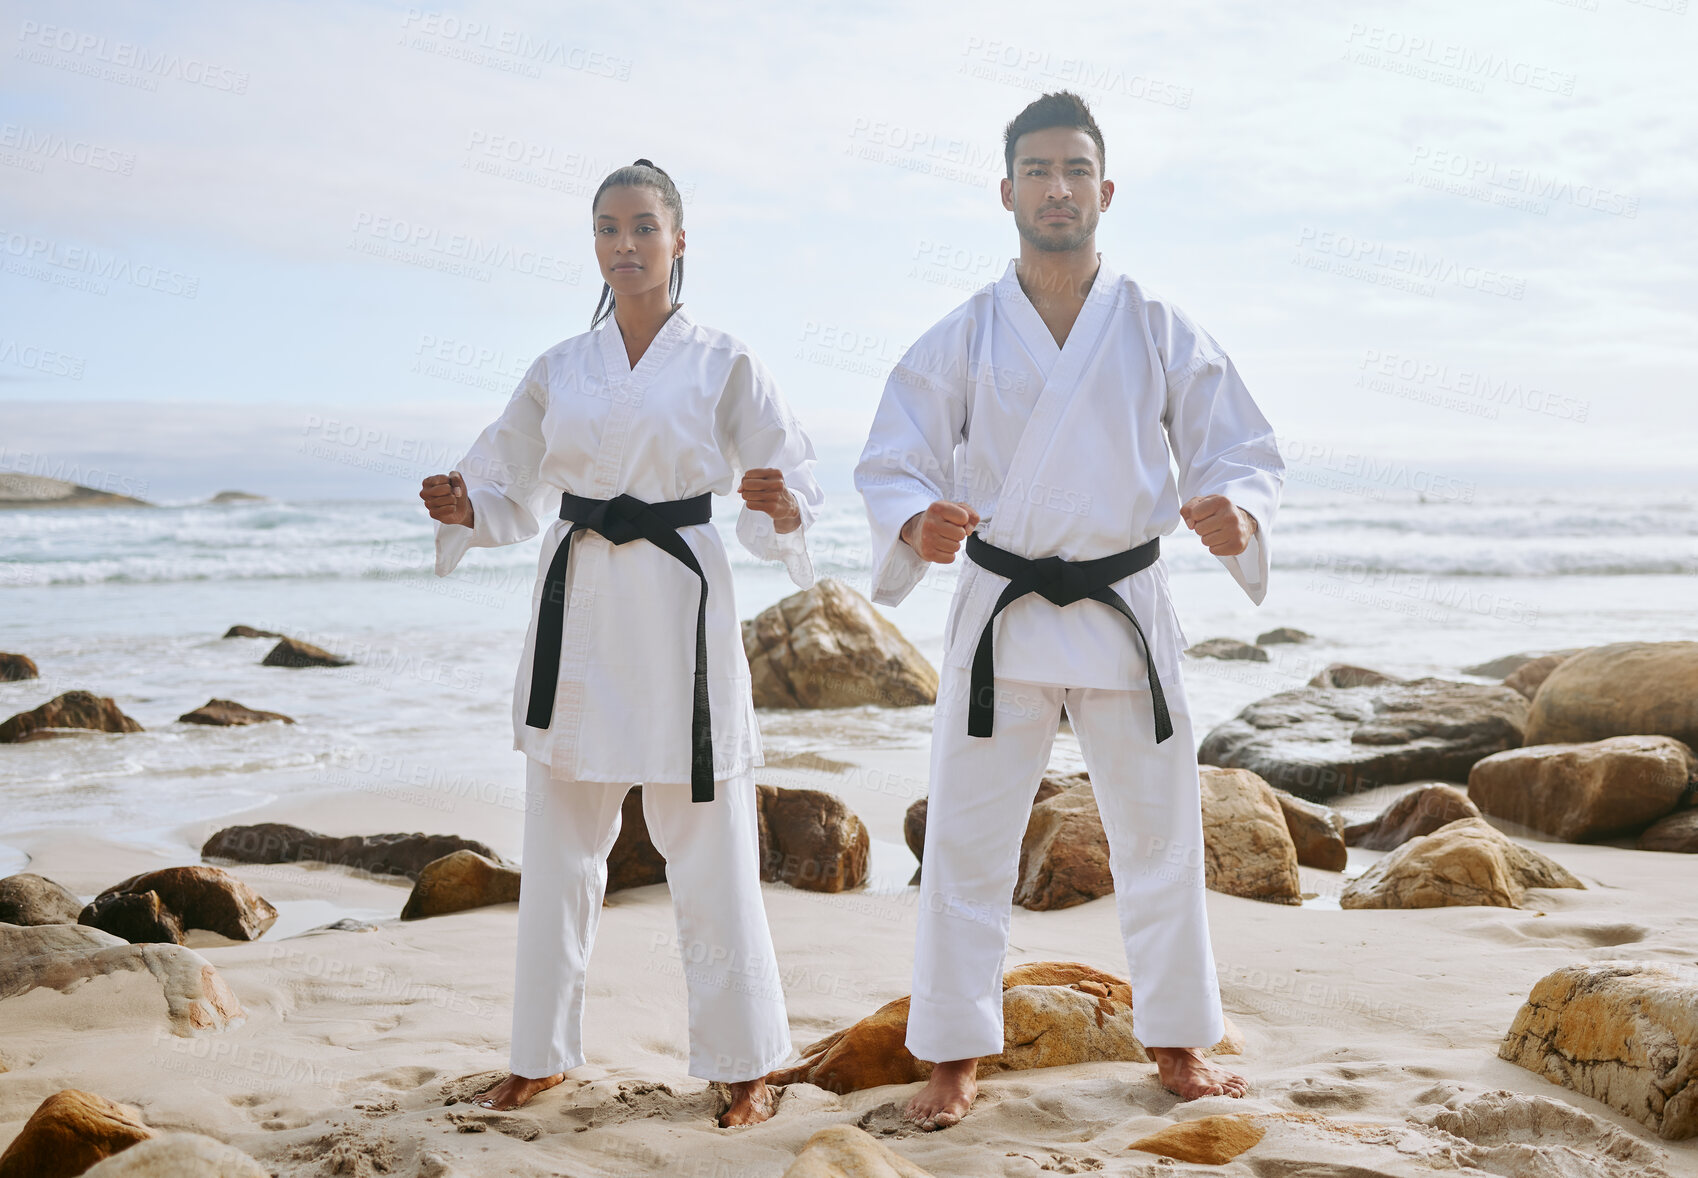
[995, 254, 1119, 375]
[600, 303, 692, 382]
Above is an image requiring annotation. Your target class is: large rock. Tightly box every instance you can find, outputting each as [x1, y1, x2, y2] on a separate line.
[1200, 767, 1302, 904]
[400, 850, 520, 919]
[1638, 810, 1698, 853]
[1343, 783, 1481, 850]
[0, 1090, 153, 1178]
[1198, 678, 1528, 800]
[905, 772, 1083, 887]
[90, 866, 278, 942]
[608, 787, 667, 892]
[1503, 653, 1579, 701]
[81, 1132, 269, 1176]
[177, 698, 294, 726]
[1468, 735, 1696, 841]
[1524, 641, 1698, 749]
[1498, 960, 1698, 1140]
[764, 961, 1242, 1094]
[202, 823, 503, 882]
[0, 652, 38, 681]
[222, 625, 282, 638]
[0, 690, 143, 743]
[1462, 649, 1586, 679]
[1340, 817, 1583, 909]
[1015, 785, 1114, 911]
[1307, 664, 1401, 688]
[757, 785, 869, 893]
[261, 637, 351, 667]
[79, 892, 185, 945]
[1256, 627, 1312, 645]
[0, 923, 246, 1034]
[783, 1126, 933, 1178]
[742, 577, 937, 708]
[1271, 790, 1347, 870]
[0, 872, 84, 925]
[1185, 637, 1266, 661]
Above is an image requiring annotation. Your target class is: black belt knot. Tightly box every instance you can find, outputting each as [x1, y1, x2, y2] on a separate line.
[525, 489, 718, 802]
[963, 532, 1173, 745]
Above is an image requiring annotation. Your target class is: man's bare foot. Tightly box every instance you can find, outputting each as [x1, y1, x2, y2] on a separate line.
[905, 1058, 978, 1130]
[1146, 1046, 1249, 1100]
[470, 1071, 565, 1110]
[719, 1078, 778, 1127]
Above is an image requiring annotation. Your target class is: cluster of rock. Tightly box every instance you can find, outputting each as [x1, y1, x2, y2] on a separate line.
[743, 576, 938, 709]
[1183, 624, 1313, 663]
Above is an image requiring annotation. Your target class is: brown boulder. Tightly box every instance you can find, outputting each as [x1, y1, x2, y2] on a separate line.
[905, 772, 1077, 885]
[1502, 653, 1575, 700]
[177, 698, 294, 726]
[0, 1089, 153, 1178]
[1524, 641, 1698, 749]
[1344, 783, 1481, 850]
[1468, 735, 1696, 841]
[608, 787, 667, 892]
[92, 865, 277, 942]
[1307, 663, 1401, 688]
[202, 823, 503, 882]
[758, 785, 870, 893]
[1271, 790, 1347, 871]
[0, 923, 246, 1034]
[1014, 785, 1114, 910]
[1499, 959, 1698, 1140]
[261, 637, 351, 667]
[783, 1125, 933, 1177]
[1185, 637, 1267, 661]
[400, 850, 520, 919]
[1127, 1115, 1266, 1163]
[0, 872, 84, 925]
[1198, 678, 1527, 800]
[1340, 817, 1583, 909]
[1200, 767, 1303, 904]
[742, 576, 936, 708]
[1461, 648, 1587, 679]
[765, 961, 1242, 1094]
[1638, 809, 1698, 853]
[1256, 627, 1312, 645]
[0, 652, 38, 681]
[0, 690, 143, 743]
[79, 891, 185, 944]
[222, 625, 282, 638]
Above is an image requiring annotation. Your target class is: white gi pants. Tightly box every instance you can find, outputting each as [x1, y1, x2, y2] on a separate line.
[508, 755, 792, 1082]
[906, 661, 1227, 1062]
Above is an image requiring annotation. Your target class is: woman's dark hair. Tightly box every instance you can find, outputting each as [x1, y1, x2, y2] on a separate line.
[590, 158, 685, 329]
[1003, 90, 1105, 181]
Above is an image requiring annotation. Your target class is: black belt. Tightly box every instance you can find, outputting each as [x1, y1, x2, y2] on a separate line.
[963, 532, 1172, 744]
[524, 490, 717, 802]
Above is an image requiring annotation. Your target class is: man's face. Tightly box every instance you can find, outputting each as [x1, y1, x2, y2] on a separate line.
[1002, 126, 1111, 254]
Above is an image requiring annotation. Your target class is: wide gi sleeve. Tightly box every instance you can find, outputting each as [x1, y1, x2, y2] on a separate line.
[433, 354, 554, 578]
[1153, 301, 1285, 606]
[714, 348, 824, 590]
[853, 331, 969, 607]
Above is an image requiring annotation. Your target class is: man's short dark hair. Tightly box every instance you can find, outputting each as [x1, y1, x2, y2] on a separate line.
[1003, 90, 1106, 180]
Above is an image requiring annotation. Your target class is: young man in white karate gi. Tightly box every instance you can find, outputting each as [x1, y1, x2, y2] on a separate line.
[854, 91, 1285, 1129]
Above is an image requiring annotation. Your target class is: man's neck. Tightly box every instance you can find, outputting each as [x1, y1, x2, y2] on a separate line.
[1016, 244, 1101, 348]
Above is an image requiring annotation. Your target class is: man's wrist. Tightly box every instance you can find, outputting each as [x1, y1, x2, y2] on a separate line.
[900, 511, 924, 552]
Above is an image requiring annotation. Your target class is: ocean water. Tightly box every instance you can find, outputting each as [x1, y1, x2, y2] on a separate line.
[2, 483, 1696, 891]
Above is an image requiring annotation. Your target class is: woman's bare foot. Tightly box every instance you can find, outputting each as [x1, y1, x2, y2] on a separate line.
[1146, 1046, 1249, 1100]
[905, 1058, 977, 1130]
[470, 1071, 566, 1111]
[719, 1078, 778, 1127]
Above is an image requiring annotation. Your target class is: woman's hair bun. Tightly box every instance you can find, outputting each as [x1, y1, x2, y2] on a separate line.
[633, 157, 657, 169]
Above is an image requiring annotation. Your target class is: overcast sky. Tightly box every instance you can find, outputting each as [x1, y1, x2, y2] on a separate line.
[3, 0, 1694, 502]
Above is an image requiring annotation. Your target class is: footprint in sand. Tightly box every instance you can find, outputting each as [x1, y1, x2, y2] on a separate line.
[1283, 1076, 1372, 1111]
[444, 1109, 540, 1140]
[857, 1093, 1002, 1139]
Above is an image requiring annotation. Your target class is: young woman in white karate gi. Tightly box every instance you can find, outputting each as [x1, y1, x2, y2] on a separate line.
[419, 160, 822, 1125]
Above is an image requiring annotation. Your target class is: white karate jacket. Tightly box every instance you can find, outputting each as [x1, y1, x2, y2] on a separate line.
[855, 256, 1284, 692]
[434, 306, 823, 782]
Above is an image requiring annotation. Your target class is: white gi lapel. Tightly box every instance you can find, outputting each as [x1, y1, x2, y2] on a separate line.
[984, 255, 1120, 549]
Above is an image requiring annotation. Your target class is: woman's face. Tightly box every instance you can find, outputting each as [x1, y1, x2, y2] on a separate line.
[593, 184, 683, 303]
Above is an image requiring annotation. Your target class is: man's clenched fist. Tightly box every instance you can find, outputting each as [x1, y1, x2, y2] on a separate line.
[420, 471, 475, 528]
[1180, 494, 1256, 557]
[900, 500, 981, 563]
